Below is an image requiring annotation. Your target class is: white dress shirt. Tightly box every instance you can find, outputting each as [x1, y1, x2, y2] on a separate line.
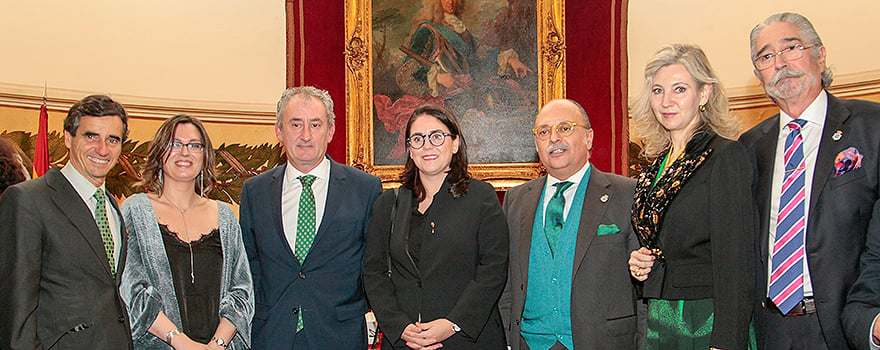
[541, 162, 591, 223]
[767, 90, 828, 298]
[60, 162, 121, 266]
[280, 157, 331, 256]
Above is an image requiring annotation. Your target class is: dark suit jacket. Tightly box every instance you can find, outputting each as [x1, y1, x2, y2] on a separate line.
[0, 167, 133, 350]
[240, 158, 382, 350]
[363, 179, 509, 349]
[740, 94, 880, 349]
[640, 135, 756, 350]
[499, 168, 642, 350]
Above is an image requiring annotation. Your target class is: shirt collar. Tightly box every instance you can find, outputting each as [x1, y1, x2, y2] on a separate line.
[547, 161, 591, 188]
[284, 156, 331, 184]
[780, 89, 828, 129]
[60, 162, 105, 201]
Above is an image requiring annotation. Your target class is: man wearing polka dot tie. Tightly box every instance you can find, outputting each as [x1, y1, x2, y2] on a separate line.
[240, 86, 382, 350]
[0, 95, 134, 349]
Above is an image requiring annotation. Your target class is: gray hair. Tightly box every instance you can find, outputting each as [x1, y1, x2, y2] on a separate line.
[749, 12, 833, 88]
[276, 86, 336, 126]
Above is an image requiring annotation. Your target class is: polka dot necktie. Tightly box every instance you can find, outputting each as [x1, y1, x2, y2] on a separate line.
[295, 175, 318, 264]
[93, 188, 115, 275]
[545, 181, 572, 255]
[294, 175, 317, 333]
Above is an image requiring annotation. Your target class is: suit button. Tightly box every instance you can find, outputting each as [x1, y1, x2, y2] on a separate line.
[761, 300, 767, 309]
[118, 316, 125, 323]
[515, 319, 520, 325]
[292, 307, 300, 314]
[519, 284, 524, 290]
[299, 272, 306, 279]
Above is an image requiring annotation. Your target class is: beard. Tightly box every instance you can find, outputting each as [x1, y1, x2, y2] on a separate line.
[764, 68, 816, 100]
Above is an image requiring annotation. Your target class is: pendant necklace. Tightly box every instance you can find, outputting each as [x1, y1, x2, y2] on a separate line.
[164, 196, 197, 284]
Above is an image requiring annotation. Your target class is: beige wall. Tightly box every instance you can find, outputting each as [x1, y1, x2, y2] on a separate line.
[629, 1, 880, 96]
[0, 0, 285, 107]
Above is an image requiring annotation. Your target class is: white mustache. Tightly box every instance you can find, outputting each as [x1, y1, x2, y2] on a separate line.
[769, 68, 805, 86]
[548, 143, 568, 153]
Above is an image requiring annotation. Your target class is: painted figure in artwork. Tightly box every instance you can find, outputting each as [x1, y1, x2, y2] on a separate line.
[374, 0, 538, 164]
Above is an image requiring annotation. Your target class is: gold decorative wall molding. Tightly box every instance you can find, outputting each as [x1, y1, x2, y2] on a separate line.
[0, 83, 275, 124]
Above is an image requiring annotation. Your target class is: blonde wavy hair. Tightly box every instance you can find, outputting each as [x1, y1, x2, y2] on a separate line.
[630, 44, 739, 159]
[410, 0, 465, 34]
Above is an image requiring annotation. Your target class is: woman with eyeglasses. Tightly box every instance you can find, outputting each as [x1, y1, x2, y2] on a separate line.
[363, 104, 509, 349]
[627, 44, 756, 349]
[120, 115, 253, 349]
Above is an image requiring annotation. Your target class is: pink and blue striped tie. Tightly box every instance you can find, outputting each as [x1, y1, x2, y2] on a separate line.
[769, 119, 807, 314]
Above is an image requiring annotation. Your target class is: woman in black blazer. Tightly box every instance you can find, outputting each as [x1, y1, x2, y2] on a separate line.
[363, 104, 509, 349]
[627, 44, 756, 350]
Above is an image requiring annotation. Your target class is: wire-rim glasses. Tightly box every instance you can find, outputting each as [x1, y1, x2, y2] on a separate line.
[532, 121, 589, 140]
[754, 44, 812, 71]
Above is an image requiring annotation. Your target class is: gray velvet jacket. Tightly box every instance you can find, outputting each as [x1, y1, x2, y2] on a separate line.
[119, 194, 254, 349]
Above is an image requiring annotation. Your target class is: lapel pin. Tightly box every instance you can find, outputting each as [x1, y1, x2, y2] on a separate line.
[600, 194, 609, 203]
[832, 130, 843, 141]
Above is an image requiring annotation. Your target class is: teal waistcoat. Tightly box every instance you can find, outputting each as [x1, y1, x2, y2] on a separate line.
[521, 168, 591, 350]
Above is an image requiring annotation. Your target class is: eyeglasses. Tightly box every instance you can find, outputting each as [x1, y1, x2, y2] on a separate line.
[532, 121, 589, 140]
[754, 44, 812, 71]
[407, 131, 454, 149]
[170, 140, 205, 153]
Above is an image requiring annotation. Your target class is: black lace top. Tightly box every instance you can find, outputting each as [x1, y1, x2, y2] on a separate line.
[159, 224, 222, 343]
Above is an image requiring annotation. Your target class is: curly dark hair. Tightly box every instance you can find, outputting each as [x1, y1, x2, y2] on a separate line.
[0, 137, 27, 195]
[399, 104, 470, 200]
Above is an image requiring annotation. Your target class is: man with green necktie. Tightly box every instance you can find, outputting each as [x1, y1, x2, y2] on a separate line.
[0, 95, 134, 349]
[500, 99, 643, 350]
[240, 86, 382, 350]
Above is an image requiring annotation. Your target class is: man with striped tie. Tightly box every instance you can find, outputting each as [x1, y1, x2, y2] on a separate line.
[739, 13, 880, 350]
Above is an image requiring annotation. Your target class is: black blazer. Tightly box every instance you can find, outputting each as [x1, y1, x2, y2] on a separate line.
[240, 158, 382, 350]
[363, 179, 509, 349]
[0, 167, 132, 349]
[740, 94, 880, 349]
[499, 168, 642, 350]
[640, 135, 756, 350]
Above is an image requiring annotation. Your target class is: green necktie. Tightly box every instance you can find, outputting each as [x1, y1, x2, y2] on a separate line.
[544, 181, 572, 255]
[93, 188, 116, 275]
[294, 175, 317, 333]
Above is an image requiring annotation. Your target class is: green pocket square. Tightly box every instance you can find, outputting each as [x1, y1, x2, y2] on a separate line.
[597, 224, 620, 236]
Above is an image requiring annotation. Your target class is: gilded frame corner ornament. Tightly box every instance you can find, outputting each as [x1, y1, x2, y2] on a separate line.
[344, 0, 565, 190]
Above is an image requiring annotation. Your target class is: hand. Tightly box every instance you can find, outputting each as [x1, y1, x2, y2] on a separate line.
[507, 58, 533, 78]
[629, 247, 655, 281]
[207, 342, 227, 350]
[401, 318, 456, 349]
[873, 318, 880, 345]
[436, 73, 455, 88]
[171, 333, 211, 350]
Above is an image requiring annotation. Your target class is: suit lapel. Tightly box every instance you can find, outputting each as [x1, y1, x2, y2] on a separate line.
[809, 95, 850, 215]
[308, 160, 344, 261]
[517, 178, 544, 286]
[572, 170, 611, 276]
[108, 195, 127, 284]
[47, 169, 113, 277]
[754, 117, 780, 265]
[269, 166, 298, 264]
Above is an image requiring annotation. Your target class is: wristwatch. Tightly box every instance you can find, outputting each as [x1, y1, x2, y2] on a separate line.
[212, 336, 228, 348]
[165, 329, 180, 344]
[451, 322, 461, 333]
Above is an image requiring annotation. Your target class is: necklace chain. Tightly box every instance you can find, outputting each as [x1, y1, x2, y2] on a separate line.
[162, 196, 198, 284]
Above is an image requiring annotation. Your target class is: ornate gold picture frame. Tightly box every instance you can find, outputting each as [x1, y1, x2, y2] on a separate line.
[344, 0, 565, 190]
